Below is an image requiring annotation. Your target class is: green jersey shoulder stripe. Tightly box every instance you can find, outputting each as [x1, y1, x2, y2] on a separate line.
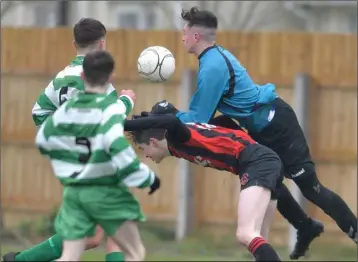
[35, 94, 154, 189]
[32, 56, 134, 127]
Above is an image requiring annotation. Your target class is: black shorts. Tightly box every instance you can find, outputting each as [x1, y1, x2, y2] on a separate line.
[237, 143, 283, 200]
[248, 98, 315, 180]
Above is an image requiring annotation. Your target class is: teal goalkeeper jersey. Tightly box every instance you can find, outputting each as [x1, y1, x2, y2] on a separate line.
[35, 92, 156, 188]
[32, 56, 132, 127]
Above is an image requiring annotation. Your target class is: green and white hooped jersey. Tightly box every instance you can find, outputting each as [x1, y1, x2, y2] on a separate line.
[32, 56, 126, 127]
[35, 93, 155, 189]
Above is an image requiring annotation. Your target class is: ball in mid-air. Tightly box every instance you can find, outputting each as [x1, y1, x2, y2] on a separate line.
[137, 46, 175, 82]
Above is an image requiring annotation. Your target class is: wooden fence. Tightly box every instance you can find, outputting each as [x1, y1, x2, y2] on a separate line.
[1, 28, 357, 244]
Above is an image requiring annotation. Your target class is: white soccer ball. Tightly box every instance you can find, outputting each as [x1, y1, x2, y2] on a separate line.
[137, 46, 175, 82]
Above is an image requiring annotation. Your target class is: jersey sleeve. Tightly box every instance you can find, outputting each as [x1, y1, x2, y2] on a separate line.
[118, 95, 134, 116]
[107, 84, 135, 116]
[102, 103, 155, 188]
[32, 80, 59, 127]
[34, 114, 53, 157]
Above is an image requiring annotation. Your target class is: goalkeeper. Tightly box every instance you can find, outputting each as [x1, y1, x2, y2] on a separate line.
[36, 50, 160, 261]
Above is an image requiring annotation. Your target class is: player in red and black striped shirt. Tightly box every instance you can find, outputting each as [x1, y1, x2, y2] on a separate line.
[125, 113, 283, 262]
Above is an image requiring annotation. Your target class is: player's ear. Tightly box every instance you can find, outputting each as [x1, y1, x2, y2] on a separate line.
[98, 39, 106, 50]
[73, 40, 78, 50]
[80, 71, 85, 81]
[149, 138, 159, 147]
[108, 73, 114, 83]
[194, 32, 200, 42]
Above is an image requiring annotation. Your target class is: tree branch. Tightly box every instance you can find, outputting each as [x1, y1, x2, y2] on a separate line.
[155, 1, 180, 30]
[238, 1, 261, 30]
[245, 2, 273, 30]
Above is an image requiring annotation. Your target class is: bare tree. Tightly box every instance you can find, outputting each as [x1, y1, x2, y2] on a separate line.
[154, 1, 183, 30]
[154, 1, 303, 31]
[205, 1, 303, 31]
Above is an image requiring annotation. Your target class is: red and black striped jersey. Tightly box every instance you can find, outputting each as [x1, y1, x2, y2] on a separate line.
[168, 123, 257, 174]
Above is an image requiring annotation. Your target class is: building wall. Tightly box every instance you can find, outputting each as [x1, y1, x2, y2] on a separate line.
[1, 1, 356, 33]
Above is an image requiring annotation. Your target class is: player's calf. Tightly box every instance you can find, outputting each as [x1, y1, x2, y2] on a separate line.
[260, 200, 277, 241]
[56, 239, 87, 261]
[105, 237, 125, 261]
[110, 221, 146, 261]
[106, 237, 121, 253]
[237, 186, 281, 261]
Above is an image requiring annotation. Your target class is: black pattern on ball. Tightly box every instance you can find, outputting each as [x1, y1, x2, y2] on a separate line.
[138, 48, 160, 76]
[158, 54, 174, 81]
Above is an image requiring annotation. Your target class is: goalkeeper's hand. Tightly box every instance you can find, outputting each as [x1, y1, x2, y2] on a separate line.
[131, 100, 178, 120]
[151, 100, 179, 115]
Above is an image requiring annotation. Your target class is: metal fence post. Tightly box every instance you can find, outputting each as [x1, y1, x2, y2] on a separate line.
[289, 73, 311, 252]
[175, 70, 196, 241]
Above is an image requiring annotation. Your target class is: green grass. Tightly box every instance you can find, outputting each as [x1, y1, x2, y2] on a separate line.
[2, 223, 357, 261]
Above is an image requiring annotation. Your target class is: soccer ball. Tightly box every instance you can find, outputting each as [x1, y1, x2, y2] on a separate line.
[137, 46, 175, 82]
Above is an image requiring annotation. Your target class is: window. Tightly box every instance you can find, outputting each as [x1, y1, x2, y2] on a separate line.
[116, 4, 156, 29]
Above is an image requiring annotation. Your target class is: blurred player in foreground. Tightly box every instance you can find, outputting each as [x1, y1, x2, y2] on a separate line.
[150, 6, 358, 259]
[3, 18, 132, 262]
[125, 108, 283, 261]
[36, 50, 160, 261]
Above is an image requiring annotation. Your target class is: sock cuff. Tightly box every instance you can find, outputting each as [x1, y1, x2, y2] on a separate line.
[48, 235, 63, 257]
[248, 236, 267, 254]
[105, 252, 125, 261]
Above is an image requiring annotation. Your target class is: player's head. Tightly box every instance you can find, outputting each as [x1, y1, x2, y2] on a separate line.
[181, 7, 218, 55]
[81, 50, 114, 92]
[131, 128, 170, 164]
[73, 18, 107, 53]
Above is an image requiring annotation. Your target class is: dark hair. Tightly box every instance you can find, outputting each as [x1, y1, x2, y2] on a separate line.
[131, 105, 170, 144]
[83, 50, 114, 86]
[181, 7, 218, 29]
[73, 18, 106, 48]
[131, 128, 167, 145]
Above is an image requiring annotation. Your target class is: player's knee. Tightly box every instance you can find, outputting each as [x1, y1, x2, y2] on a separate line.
[293, 170, 329, 200]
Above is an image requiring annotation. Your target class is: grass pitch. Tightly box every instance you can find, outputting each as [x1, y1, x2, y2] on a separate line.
[2, 222, 356, 261]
